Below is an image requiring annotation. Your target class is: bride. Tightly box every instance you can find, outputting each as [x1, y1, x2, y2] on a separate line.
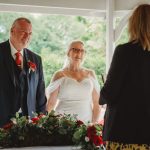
[46, 40, 101, 123]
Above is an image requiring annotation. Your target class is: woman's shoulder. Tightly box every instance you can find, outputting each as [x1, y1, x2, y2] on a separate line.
[114, 41, 140, 59]
[83, 68, 100, 91]
[52, 70, 66, 82]
[116, 41, 139, 52]
[82, 68, 96, 79]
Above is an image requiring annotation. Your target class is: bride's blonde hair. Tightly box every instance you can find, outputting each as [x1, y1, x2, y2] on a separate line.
[67, 40, 84, 54]
[63, 40, 85, 68]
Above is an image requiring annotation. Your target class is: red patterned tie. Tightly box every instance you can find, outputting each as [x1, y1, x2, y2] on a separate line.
[15, 52, 22, 68]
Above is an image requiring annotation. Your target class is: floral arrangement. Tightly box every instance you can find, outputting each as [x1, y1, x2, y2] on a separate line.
[0, 111, 105, 150]
[27, 60, 36, 72]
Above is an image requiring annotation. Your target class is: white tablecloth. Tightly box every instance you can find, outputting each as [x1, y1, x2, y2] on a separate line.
[3, 146, 81, 150]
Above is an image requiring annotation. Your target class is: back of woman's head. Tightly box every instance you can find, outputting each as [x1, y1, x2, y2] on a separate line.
[128, 4, 150, 50]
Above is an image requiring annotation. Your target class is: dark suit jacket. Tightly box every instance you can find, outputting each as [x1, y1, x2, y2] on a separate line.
[100, 41, 150, 144]
[0, 40, 47, 127]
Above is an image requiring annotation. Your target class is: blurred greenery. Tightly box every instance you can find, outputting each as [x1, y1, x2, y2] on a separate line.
[0, 12, 129, 87]
[115, 17, 129, 45]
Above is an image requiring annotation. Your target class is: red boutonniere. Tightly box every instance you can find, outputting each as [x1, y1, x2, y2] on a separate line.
[27, 61, 36, 73]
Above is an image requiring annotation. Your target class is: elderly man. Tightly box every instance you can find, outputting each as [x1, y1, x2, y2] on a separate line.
[0, 17, 47, 127]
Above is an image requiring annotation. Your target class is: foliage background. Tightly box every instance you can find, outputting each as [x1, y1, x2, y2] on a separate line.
[0, 12, 129, 87]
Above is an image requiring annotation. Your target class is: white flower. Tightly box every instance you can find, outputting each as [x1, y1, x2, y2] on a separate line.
[11, 118, 17, 124]
[88, 122, 93, 126]
[28, 116, 33, 123]
[85, 136, 90, 142]
[100, 130, 102, 135]
[28, 119, 33, 123]
[38, 124, 42, 128]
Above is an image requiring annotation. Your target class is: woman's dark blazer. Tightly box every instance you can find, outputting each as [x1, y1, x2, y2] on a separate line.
[100, 41, 150, 144]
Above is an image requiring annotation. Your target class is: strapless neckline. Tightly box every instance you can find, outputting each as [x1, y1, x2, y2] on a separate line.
[46, 74, 100, 123]
[64, 76, 90, 83]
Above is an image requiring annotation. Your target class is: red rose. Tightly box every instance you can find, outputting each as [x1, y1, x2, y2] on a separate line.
[31, 117, 40, 124]
[3, 122, 14, 130]
[92, 135, 103, 146]
[76, 120, 84, 126]
[87, 125, 96, 139]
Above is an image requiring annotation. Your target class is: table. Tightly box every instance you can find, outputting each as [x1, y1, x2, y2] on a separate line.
[2, 146, 81, 150]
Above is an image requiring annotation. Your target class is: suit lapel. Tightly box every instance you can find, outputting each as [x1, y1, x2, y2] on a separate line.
[23, 49, 31, 86]
[24, 49, 36, 117]
[3, 41, 16, 86]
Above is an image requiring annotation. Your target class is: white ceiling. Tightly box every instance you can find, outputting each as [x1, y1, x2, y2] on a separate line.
[0, 0, 150, 17]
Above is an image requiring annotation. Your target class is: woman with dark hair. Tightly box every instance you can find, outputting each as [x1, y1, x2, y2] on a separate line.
[99, 4, 150, 149]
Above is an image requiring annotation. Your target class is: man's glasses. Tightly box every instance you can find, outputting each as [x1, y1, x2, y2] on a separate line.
[71, 48, 85, 53]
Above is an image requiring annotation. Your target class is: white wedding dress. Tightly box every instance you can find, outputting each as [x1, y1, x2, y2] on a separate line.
[46, 76, 100, 123]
